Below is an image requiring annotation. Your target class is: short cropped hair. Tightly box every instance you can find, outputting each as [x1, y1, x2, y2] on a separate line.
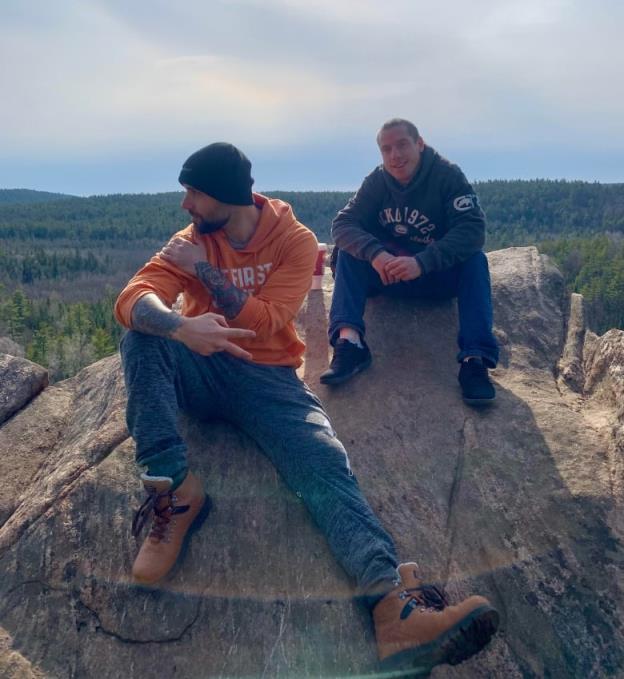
[377, 118, 420, 144]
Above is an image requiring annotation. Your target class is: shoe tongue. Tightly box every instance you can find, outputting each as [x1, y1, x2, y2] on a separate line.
[397, 562, 423, 588]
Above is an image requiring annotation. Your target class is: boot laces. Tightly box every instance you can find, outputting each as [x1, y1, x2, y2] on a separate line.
[132, 488, 177, 542]
[398, 584, 450, 618]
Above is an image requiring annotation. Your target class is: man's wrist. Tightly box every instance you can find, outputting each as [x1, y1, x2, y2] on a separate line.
[170, 314, 188, 341]
[130, 294, 184, 339]
[367, 245, 387, 263]
[371, 249, 389, 264]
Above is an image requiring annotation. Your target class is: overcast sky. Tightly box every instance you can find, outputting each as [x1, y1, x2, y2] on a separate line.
[1, 0, 623, 195]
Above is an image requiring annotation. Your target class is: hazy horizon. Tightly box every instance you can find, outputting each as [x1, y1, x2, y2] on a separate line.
[3, 170, 624, 201]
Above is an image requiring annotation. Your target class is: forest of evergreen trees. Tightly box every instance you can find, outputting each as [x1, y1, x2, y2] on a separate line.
[0, 286, 120, 379]
[0, 180, 623, 381]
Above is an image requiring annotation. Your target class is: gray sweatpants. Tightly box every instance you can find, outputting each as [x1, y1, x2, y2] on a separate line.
[120, 330, 398, 598]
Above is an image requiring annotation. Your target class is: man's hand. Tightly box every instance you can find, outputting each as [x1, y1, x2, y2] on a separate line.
[159, 236, 206, 275]
[371, 251, 396, 285]
[384, 256, 422, 282]
[172, 312, 256, 360]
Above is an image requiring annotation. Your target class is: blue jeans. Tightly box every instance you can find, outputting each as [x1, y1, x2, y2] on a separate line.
[120, 331, 398, 600]
[328, 250, 499, 368]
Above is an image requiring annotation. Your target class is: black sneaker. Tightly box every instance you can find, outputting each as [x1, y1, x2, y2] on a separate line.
[320, 339, 372, 385]
[458, 358, 495, 405]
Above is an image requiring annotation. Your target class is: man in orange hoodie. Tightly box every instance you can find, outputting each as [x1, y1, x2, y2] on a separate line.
[115, 142, 498, 675]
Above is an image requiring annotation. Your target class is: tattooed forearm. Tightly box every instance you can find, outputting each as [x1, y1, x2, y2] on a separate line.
[131, 294, 183, 338]
[194, 262, 249, 319]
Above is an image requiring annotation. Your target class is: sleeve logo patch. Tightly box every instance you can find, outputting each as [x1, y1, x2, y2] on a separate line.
[453, 195, 477, 211]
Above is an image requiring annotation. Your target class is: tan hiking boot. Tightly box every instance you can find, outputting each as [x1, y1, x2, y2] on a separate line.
[131, 471, 210, 585]
[373, 562, 499, 675]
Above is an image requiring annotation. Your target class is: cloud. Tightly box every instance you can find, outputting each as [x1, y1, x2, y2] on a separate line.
[0, 0, 622, 189]
[0, 0, 382, 154]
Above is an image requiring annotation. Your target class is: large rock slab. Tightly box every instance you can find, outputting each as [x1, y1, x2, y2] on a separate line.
[0, 246, 623, 678]
[583, 326, 624, 543]
[0, 354, 127, 548]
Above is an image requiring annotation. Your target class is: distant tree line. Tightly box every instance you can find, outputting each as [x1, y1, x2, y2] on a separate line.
[0, 247, 109, 285]
[1, 180, 622, 246]
[0, 180, 623, 381]
[0, 188, 72, 205]
[477, 179, 624, 249]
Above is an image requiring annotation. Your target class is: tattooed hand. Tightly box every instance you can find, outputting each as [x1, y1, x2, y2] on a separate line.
[131, 294, 255, 360]
[159, 236, 206, 274]
[173, 312, 256, 359]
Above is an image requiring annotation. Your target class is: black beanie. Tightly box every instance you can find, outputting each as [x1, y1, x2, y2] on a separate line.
[178, 142, 254, 205]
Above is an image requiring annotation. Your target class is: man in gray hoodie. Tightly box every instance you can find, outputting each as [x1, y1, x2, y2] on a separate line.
[320, 118, 499, 404]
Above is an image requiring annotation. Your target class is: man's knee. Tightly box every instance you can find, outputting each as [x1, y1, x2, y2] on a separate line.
[296, 448, 355, 508]
[303, 431, 354, 479]
[336, 248, 355, 266]
[336, 249, 372, 276]
[460, 250, 490, 275]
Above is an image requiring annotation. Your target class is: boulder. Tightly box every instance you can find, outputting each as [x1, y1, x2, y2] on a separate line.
[0, 246, 623, 678]
[0, 354, 48, 426]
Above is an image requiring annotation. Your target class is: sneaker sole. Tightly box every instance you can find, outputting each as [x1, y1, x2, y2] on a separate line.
[320, 355, 372, 386]
[462, 395, 496, 406]
[378, 604, 499, 676]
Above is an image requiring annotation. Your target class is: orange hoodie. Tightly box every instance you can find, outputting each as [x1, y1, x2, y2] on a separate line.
[114, 194, 318, 367]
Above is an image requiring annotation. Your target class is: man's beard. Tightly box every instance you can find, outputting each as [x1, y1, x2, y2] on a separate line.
[196, 216, 229, 234]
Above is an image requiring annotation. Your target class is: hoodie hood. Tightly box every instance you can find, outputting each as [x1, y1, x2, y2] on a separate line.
[209, 193, 297, 254]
